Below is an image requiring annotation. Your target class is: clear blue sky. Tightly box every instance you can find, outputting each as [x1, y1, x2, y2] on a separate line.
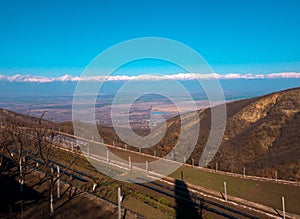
[0, 0, 300, 76]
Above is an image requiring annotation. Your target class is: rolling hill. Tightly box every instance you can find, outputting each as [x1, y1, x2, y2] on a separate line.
[149, 87, 300, 181]
[1, 87, 299, 181]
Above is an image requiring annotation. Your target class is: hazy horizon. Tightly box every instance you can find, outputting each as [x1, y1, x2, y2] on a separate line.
[1, 78, 299, 122]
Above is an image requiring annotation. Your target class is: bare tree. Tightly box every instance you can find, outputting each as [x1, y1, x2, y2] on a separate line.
[28, 113, 77, 214]
[0, 112, 77, 215]
[0, 116, 28, 182]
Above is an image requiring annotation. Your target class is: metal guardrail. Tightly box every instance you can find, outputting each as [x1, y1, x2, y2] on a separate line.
[56, 130, 300, 186]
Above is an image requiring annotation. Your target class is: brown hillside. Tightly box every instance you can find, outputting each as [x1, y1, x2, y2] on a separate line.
[152, 87, 300, 181]
[1, 87, 299, 181]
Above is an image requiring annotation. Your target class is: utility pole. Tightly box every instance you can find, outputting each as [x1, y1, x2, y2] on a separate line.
[118, 187, 123, 219]
[224, 182, 227, 202]
[282, 196, 286, 219]
[57, 165, 60, 199]
[146, 161, 149, 176]
[19, 158, 22, 184]
[243, 167, 246, 178]
[128, 157, 132, 170]
[106, 150, 109, 163]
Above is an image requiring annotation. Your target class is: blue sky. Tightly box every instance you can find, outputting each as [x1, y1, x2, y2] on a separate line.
[0, 0, 300, 77]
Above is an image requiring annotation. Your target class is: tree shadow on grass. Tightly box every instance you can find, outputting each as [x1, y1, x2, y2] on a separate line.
[0, 174, 44, 214]
[175, 178, 200, 219]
